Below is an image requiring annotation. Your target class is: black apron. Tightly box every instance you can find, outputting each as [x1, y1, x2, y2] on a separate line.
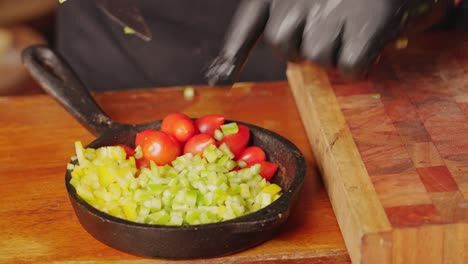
[55, 0, 468, 91]
[55, 0, 286, 90]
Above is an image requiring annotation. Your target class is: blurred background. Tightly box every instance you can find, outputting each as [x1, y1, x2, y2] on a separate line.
[0, 1, 466, 96]
[0, 0, 55, 95]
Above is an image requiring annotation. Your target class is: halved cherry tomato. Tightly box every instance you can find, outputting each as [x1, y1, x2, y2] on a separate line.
[116, 144, 135, 159]
[161, 112, 195, 143]
[136, 129, 181, 166]
[235, 146, 266, 166]
[194, 114, 225, 137]
[218, 124, 250, 156]
[257, 161, 279, 181]
[183, 134, 216, 156]
[135, 157, 151, 169]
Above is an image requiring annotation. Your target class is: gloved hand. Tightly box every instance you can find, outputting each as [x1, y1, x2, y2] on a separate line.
[206, 0, 454, 84]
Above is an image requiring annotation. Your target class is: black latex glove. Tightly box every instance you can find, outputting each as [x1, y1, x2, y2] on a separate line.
[206, 0, 454, 84]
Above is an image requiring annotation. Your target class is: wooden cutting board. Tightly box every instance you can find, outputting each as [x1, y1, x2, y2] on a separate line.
[287, 33, 468, 264]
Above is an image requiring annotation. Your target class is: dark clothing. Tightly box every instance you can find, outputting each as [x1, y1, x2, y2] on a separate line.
[56, 0, 468, 91]
[55, 0, 286, 90]
[432, 0, 468, 30]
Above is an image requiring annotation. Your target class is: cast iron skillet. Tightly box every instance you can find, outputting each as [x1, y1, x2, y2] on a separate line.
[21, 45, 306, 259]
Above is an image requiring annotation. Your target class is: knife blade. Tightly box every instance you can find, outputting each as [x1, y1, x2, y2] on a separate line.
[96, 0, 152, 41]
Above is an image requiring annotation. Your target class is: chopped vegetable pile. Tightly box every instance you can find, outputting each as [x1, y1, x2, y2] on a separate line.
[68, 113, 281, 226]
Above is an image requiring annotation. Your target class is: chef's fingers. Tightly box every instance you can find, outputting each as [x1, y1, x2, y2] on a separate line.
[301, 14, 343, 68]
[263, 2, 307, 62]
[337, 8, 403, 79]
[205, 0, 270, 85]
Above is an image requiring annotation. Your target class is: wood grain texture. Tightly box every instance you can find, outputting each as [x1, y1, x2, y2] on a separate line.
[286, 63, 392, 264]
[0, 82, 350, 263]
[287, 33, 468, 264]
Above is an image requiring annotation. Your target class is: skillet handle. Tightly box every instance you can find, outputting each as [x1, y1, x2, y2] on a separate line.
[21, 45, 115, 136]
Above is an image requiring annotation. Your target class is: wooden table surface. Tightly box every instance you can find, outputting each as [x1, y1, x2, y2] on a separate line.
[0, 81, 350, 263]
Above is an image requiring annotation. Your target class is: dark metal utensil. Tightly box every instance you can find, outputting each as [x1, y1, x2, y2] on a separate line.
[21, 45, 305, 259]
[96, 0, 152, 41]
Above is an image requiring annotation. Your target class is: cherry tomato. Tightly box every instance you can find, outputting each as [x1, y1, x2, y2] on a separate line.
[194, 114, 225, 137]
[135, 157, 151, 169]
[135, 129, 153, 147]
[235, 146, 266, 166]
[161, 112, 195, 143]
[136, 129, 181, 166]
[218, 124, 250, 156]
[116, 144, 135, 159]
[257, 161, 279, 181]
[183, 134, 216, 156]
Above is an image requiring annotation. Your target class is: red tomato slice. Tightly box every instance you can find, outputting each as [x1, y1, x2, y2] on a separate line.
[136, 129, 181, 166]
[194, 114, 225, 137]
[135, 157, 151, 169]
[218, 124, 250, 156]
[257, 161, 279, 181]
[235, 146, 266, 166]
[161, 112, 195, 143]
[183, 134, 216, 156]
[116, 144, 135, 159]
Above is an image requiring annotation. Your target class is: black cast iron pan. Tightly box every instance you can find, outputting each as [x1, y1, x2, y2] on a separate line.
[21, 45, 306, 259]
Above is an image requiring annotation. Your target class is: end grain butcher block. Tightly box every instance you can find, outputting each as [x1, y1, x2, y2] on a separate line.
[287, 33, 468, 264]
